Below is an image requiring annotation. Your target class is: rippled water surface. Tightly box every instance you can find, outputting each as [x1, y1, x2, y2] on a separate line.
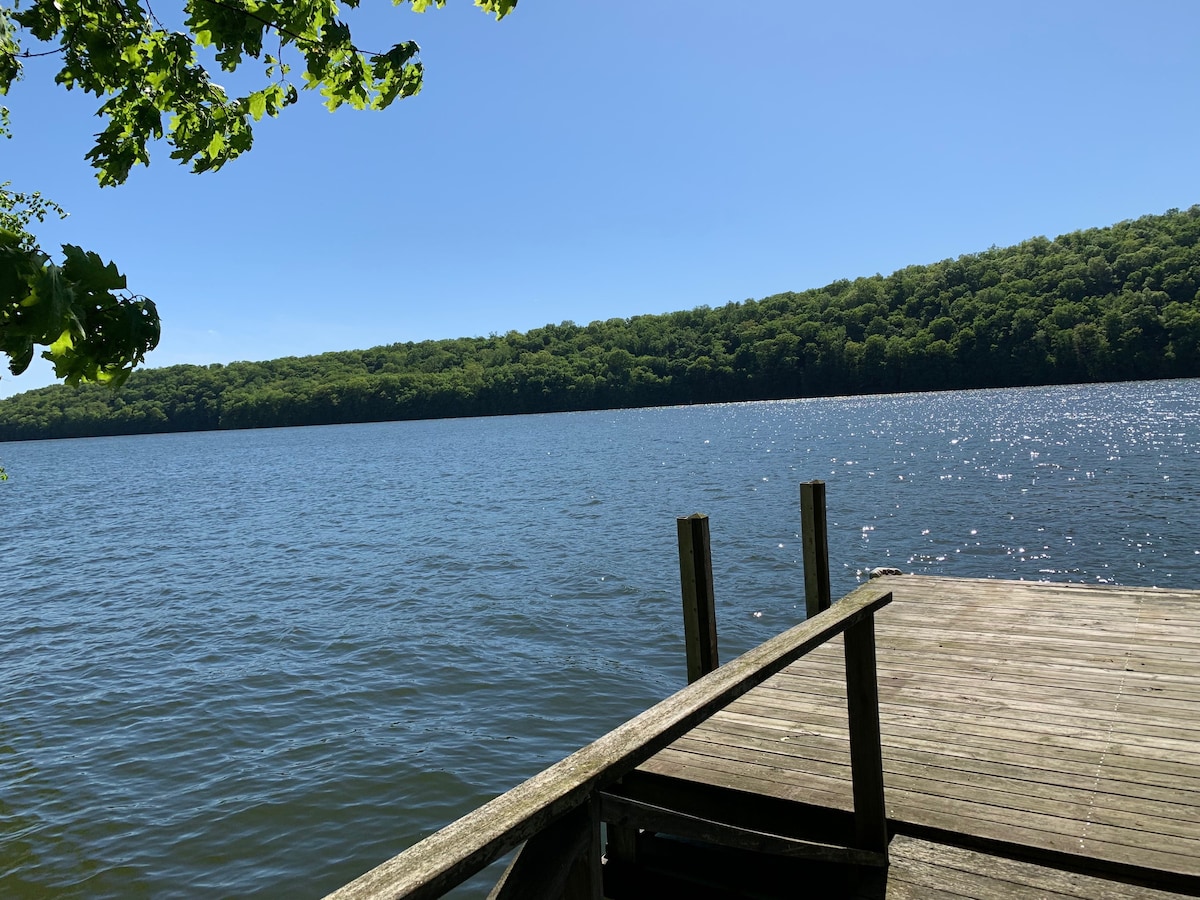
[3, 380, 1199, 897]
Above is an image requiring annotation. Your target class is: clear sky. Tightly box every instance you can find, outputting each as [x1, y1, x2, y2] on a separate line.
[3, 0, 1199, 397]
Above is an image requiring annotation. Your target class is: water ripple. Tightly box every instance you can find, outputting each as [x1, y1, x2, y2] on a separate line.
[2, 380, 1199, 896]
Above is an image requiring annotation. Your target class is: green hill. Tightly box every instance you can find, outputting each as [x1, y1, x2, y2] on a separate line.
[2, 205, 1199, 442]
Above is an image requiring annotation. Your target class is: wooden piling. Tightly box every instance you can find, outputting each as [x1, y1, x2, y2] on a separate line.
[677, 513, 719, 684]
[800, 480, 831, 618]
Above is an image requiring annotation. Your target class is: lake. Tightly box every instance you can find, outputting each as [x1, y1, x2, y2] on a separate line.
[2, 379, 1198, 897]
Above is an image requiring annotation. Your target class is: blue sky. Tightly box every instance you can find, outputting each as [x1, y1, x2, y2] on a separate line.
[3, 0, 1199, 397]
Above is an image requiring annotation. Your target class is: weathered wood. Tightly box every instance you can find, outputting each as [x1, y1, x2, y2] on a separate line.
[638, 575, 1200, 886]
[610, 768, 856, 845]
[603, 819, 638, 867]
[487, 800, 598, 900]
[653, 733, 1200, 846]
[843, 615, 888, 855]
[562, 796, 602, 900]
[883, 834, 1196, 900]
[677, 512, 719, 683]
[799, 480, 831, 617]
[597, 791, 887, 866]
[785, 656, 1200, 708]
[753, 679, 1200, 745]
[603, 823, 1194, 899]
[678, 718, 1200, 812]
[643, 747, 1200, 880]
[323, 585, 892, 900]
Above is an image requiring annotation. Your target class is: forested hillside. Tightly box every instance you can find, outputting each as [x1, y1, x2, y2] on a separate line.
[2, 206, 1199, 441]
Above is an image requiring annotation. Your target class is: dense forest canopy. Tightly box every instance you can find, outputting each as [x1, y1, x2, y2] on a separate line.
[1, 205, 1198, 442]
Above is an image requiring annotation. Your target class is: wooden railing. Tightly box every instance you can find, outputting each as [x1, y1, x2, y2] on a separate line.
[324, 583, 894, 900]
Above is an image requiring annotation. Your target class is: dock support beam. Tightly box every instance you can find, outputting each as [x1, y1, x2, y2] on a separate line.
[800, 480, 831, 619]
[488, 797, 602, 900]
[677, 513, 719, 684]
[844, 613, 889, 855]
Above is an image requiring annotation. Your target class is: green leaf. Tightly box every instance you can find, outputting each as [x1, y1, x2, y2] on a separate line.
[475, 0, 518, 19]
[248, 90, 267, 120]
[47, 326, 75, 358]
[1, 0, 517, 389]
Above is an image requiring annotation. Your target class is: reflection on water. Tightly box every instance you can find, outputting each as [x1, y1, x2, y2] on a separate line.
[2, 379, 1198, 896]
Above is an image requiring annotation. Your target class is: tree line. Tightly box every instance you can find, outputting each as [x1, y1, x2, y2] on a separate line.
[2, 205, 1198, 442]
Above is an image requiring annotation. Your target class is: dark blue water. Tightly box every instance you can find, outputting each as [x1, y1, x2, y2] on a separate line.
[3, 380, 1198, 897]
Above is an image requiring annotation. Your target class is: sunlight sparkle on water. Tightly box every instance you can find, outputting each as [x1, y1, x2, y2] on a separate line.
[4, 379, 1199, 898]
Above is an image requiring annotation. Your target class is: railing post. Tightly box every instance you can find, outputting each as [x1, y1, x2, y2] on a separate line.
[563, 795, 603, 900]
[843, 606, 889, 856]
[487, 796, 603, 900]
[677, 513, 719, 683]
[800, 480, 831, 618]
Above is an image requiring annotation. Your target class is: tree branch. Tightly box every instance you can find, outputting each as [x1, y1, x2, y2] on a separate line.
[195, 0, 391, 57]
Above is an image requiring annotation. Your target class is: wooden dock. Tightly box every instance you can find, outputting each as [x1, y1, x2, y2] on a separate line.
[327, 575, 1200, 899]
[623, 575, 1200, 897]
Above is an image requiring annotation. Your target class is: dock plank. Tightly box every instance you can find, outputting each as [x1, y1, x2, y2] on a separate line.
[638, 576, 1200, 884]
[674, 728, 1200, 827]
[685, 715, 1200, 802]
[876, 834, 1197, 899]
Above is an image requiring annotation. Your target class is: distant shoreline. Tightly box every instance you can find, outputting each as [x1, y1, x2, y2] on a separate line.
[3, 206, 1199, 443]
[2, 376, 1196, 445]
